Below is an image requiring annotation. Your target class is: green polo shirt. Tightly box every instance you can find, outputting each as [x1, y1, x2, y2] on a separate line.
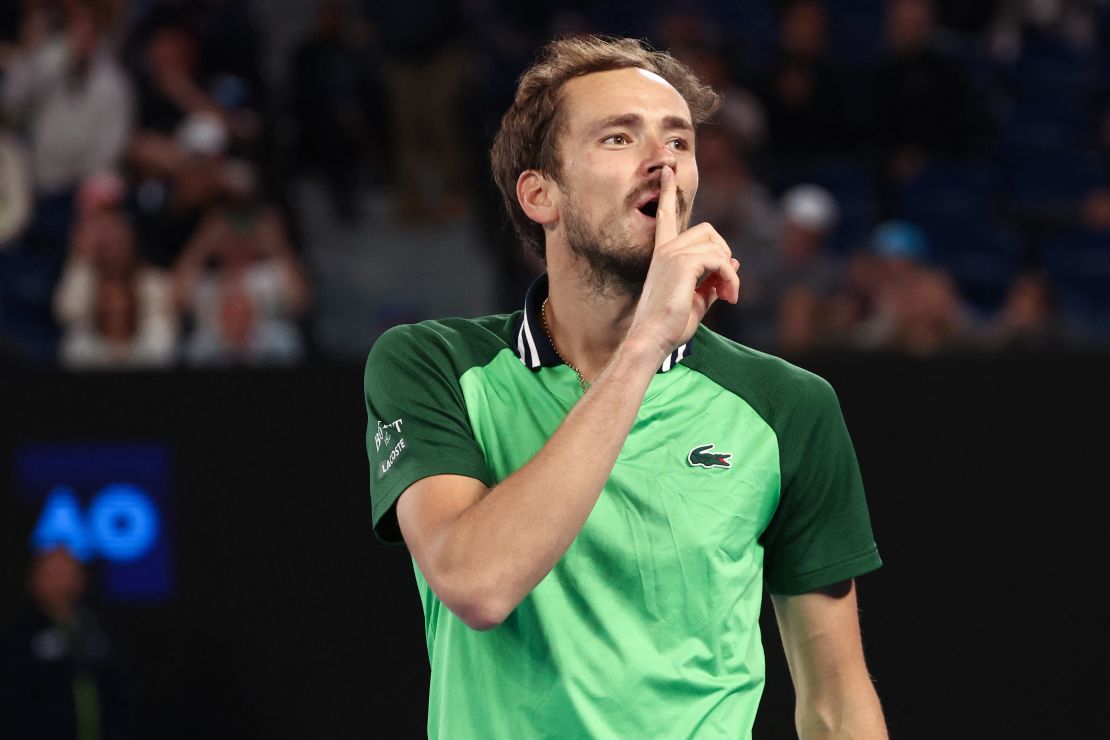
[365, 275, 881, 739]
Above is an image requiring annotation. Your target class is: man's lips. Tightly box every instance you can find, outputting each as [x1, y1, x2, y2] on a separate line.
[634, 191, 661, 219]
[634, 191, 661, 210]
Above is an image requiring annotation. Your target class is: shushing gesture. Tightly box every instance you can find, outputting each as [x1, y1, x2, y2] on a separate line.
[627, 165, 741, 360]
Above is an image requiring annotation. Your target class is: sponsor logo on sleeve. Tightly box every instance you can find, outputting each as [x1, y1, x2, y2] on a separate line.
[376, 419, 406, 476]
[374, 419, 404, 452]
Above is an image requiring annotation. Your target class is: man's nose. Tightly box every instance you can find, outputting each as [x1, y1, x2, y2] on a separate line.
[644, 141, 678, 176]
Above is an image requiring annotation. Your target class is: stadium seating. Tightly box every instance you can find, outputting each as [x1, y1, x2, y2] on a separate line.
[1041, 228, 1110, 338]
[787, 158, 879, 253]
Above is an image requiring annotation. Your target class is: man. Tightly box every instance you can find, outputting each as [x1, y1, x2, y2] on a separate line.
[365, 36, 885, 739]
[1, 547, 135, 738]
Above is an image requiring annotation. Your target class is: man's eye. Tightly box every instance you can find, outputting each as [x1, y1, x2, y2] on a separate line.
[603, 134, 628, 145]
[669, 138, 690, 151]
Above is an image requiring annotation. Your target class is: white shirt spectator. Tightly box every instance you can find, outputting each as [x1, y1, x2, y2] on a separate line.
[54, 258, 177, 369]
[1, 36, 133, 194]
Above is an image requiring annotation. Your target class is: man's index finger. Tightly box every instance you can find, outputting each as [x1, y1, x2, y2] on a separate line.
[654, 165, 678, 248]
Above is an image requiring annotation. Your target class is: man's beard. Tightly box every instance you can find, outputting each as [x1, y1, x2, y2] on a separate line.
[562, 180, 690, 298]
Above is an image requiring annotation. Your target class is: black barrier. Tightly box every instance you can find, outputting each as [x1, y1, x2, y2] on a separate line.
[2, 352, 1108, 738]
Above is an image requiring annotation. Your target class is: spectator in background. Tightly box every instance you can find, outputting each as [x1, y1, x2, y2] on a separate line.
[774, 184, 844, 353]
[189, 0, 267, 132]
[0, 126, 32, 246]
[290, 0, 382, 223]
[1080, 186, 1110, 231]
[760, 0, 854, 171]
[983, 270, 1068, 349]
[715, 182, 843, 354]
[655, 11, 767, 152]
[671, 41, 766, 154]
[0, 1, 28, 80]
[128, 22, 221, 166]
[873, 0, 983, 183]
[53, 172, 177, 368]
[127, 21, 230, 267]
[174, 159, 310, 367]
[0, 546, 136, 739]
[833, 220, 970, 354]
[687, 125, 779, 347]
[125, 1, 267, 163]
[987, 0, 1096, 65]
[1, 0, 133, 250]
[368, 1, 473, 225]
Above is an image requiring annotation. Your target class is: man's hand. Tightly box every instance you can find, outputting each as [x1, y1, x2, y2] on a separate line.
[627, 165, 740, 360]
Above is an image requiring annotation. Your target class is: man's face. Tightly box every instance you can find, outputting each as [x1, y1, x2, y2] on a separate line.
[551, 68, 698, 295]
[29, 548, 86, 618]
[888, 0, 933, 53]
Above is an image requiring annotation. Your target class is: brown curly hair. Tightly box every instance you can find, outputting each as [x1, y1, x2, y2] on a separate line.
[490, 36, 720, 259]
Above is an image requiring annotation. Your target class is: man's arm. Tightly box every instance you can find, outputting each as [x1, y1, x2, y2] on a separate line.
[397, 335, 663, 631]
[771, 580, 888, 739]
[395, 165, 740, 631]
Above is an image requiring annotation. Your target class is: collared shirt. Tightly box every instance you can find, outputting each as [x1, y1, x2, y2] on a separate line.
[513, 273, 692, 372]
[364, 280, 880, 739]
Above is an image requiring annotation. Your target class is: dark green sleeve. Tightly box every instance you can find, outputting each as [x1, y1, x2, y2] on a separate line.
[364, 324, 492, 544]
[760, 374, 881, 594]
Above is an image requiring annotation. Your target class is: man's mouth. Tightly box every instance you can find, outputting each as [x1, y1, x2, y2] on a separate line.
[636, 194, 660, 219]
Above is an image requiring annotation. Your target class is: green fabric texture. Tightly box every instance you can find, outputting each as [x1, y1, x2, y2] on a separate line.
[683, 327, 881, 595]
[363, 317, 508, 542]
[365, 316, 880, 739]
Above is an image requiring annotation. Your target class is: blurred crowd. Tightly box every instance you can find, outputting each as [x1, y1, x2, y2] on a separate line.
[0, 0, 311, 368]
[1, 0, 1109, 369]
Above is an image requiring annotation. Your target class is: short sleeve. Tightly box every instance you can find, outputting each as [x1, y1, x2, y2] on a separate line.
[760, 376, 881, 594]
[364, 324, 492, 544]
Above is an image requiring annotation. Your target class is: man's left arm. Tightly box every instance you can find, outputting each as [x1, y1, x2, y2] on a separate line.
[772, 579, 888, 740]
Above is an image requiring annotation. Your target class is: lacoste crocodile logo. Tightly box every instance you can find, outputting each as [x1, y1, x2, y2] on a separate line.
[687, 444, 732, 469]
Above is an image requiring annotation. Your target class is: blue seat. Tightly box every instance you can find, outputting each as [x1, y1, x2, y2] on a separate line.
[923, 221, 1024, 315]
[824, 0, 883, 71]
[896, 160, 998, 235]
[999, 135, 1105, 210]
[1004, 67, 1090, 133]
[1040, 229, 1110, 338]
[943, 35, 996, 94]
[711, 0, 778, 79]
[0, 246, 62, 364]
[995, 30, 1096, 136]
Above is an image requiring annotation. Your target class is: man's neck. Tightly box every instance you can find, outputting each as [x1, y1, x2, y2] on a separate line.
[544, 253, 640, 383]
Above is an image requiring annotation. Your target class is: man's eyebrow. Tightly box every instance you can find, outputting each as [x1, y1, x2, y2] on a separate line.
[662, 115, 694, 132]
[589, 113, 694, 135]
[591, 113, 643, 134]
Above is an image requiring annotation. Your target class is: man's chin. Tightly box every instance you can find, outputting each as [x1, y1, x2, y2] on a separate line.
[586, 251, 651, 297]
[564, 212, 653, 296]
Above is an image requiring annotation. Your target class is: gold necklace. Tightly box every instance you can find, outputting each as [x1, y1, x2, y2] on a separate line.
[541, 297, 588, 393]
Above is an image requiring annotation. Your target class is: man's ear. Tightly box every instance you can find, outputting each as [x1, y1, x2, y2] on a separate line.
[516, 170, 558, 227]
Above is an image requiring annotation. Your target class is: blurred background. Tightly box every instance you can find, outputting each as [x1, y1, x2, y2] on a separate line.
[1, 0, 1108, 738]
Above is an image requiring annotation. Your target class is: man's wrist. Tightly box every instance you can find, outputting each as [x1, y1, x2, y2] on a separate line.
[613, 333, 672, 378]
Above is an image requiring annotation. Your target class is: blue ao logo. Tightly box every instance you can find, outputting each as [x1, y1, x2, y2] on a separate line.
[31, 483, 160, 562]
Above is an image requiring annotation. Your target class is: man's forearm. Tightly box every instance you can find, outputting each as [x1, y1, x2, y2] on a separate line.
[773, 588, 888, 740]
[430, 335, 666, 626]
[796, 681, 888, 740]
